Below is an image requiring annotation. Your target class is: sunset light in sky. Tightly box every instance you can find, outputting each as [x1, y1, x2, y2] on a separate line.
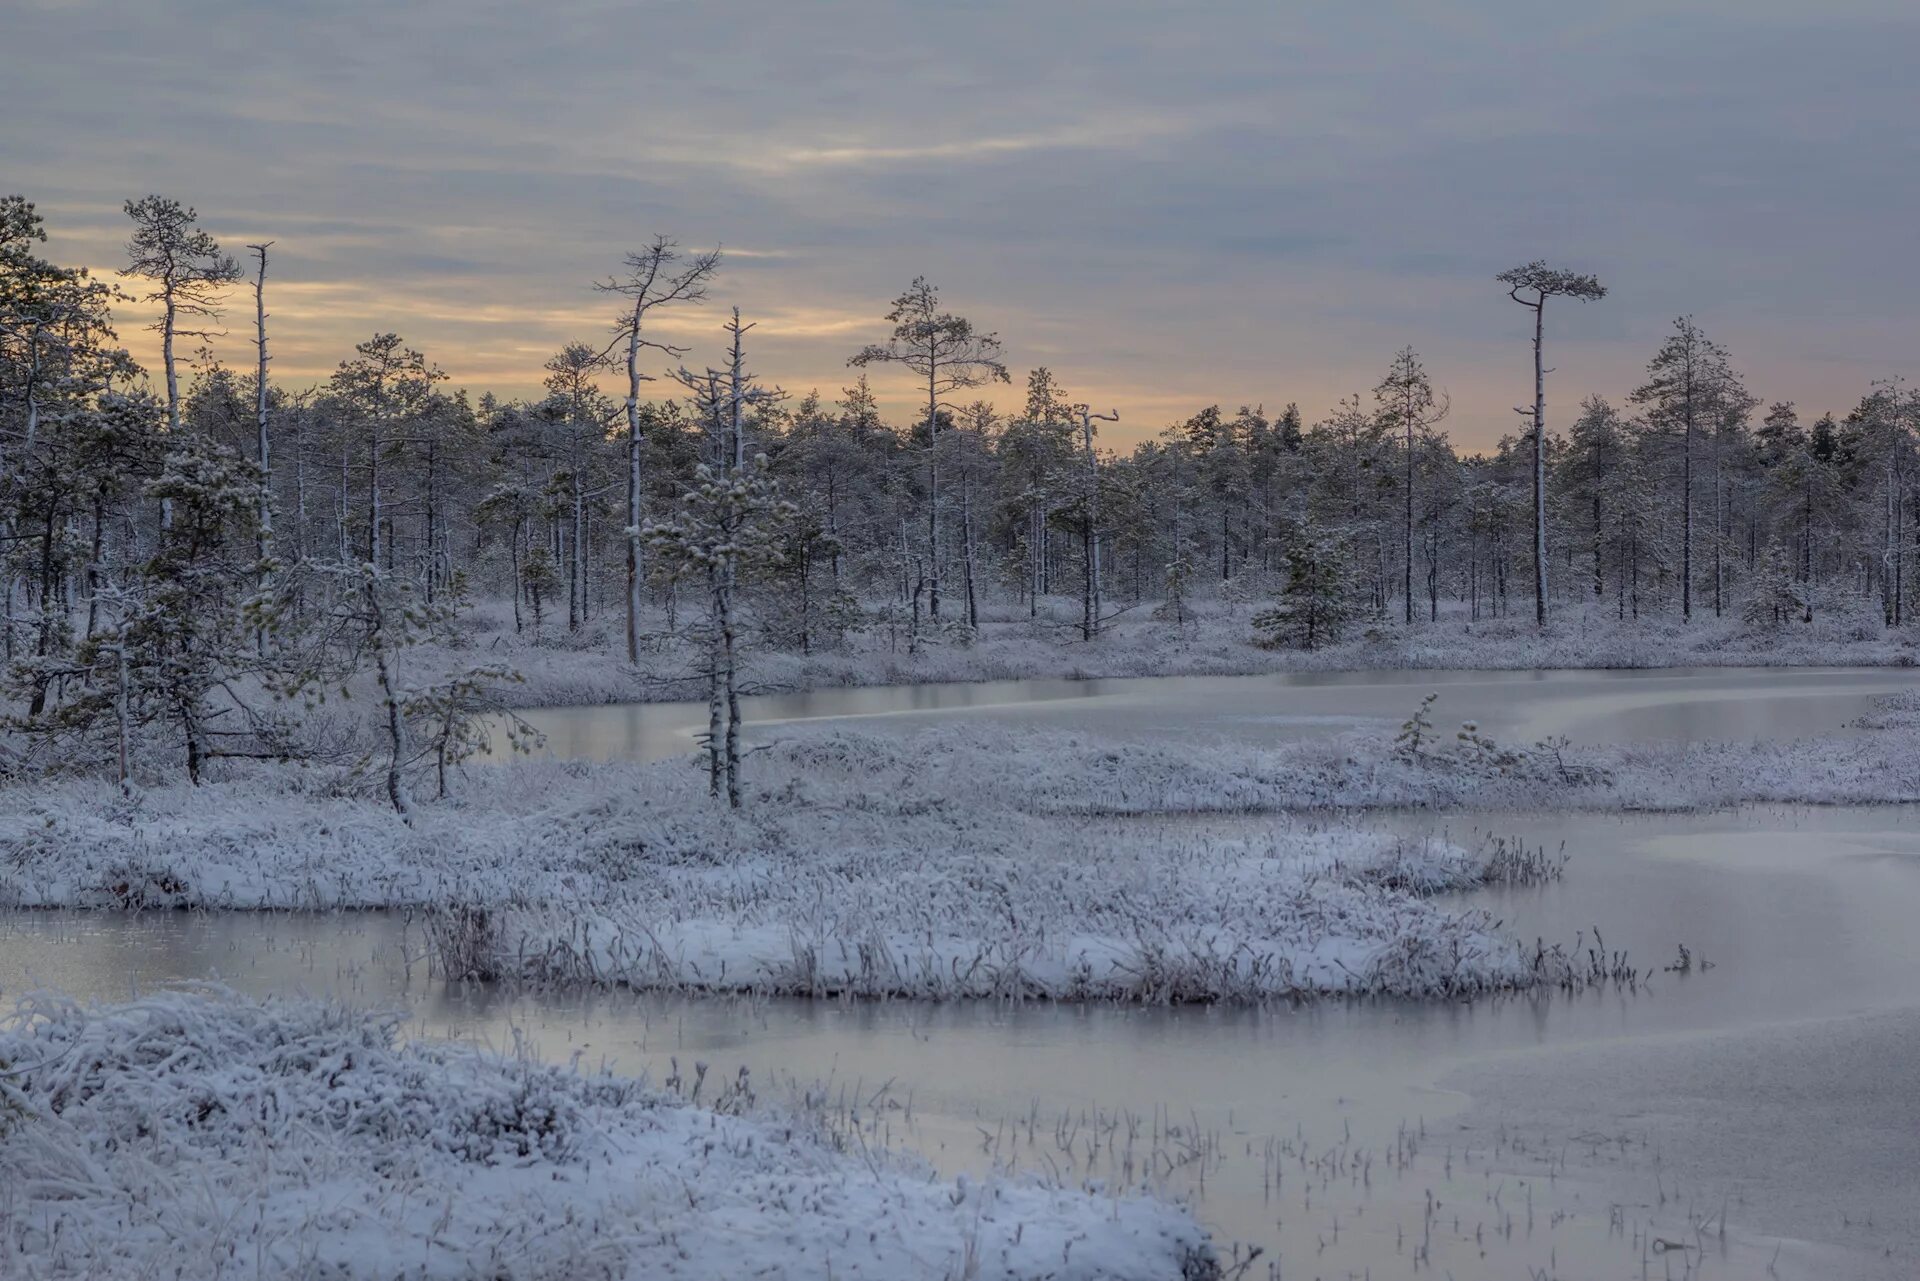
[13, 0, 1918, 447]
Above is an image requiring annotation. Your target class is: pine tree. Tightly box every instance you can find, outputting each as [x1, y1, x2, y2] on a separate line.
[1496, 261, 1607, 626]
[849, 278, 1008, 620]
[49, 431, 270, 785]
[644, 457, 791, 805]
[649, 313, 794, 807]
[1374, 347, 1448, 624]
[1253, 535, 1356, 651]
[1631, 317, 1748, 622]
[121, 196, 239, 443]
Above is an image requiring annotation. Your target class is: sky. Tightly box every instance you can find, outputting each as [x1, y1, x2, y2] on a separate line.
[8, 0, 1918, 450]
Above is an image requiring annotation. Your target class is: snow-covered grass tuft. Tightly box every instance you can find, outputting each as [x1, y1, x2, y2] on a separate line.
[0, 988, 1221, 1280]
[494, 823, 1549, 1002]
[1851, 687, 1920, 729]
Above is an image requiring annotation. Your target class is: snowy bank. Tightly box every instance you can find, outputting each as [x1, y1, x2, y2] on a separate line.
[430, 596, 1920, 712]
[0, 989, 1218, 1280]
[817, 719, 1920, 815]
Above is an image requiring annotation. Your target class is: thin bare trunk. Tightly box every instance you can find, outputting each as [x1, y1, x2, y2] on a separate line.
[1531, 302, 1547, 626]
[250, 243, 273, 654]
[625, 308, 644, 663]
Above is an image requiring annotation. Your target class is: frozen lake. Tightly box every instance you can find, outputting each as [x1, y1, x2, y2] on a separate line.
[7, 666, 1920, 1278]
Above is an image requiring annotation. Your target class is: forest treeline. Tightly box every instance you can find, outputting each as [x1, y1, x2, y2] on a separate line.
[3, 195, 1915, 798]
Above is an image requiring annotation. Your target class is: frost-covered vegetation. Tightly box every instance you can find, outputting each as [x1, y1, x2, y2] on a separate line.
[0, 989, 1218, 1279]
[0, 742, 1556, 1000]
[875, 715, 1920, 815]
[21, 689, 1920, 1001]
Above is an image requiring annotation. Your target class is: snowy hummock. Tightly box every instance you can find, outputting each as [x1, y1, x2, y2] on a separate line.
[0, 739, 1548, 1000]
[481, 817, 1535, 1001]
[0, 990, 1218, 1280]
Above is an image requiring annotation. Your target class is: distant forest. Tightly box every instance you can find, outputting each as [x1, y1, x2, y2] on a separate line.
[4, 194, 1912, 798]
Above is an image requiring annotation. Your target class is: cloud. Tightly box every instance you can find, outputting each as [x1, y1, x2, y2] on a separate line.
[9, 0, 1918, 443]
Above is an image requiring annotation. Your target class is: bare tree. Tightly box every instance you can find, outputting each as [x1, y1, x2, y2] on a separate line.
[849, 277, 1009, 620]
[596, 238, 721, 663]
[1497, 260, 1606, 626]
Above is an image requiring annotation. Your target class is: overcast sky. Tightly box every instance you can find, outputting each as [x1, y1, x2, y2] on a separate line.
[10, 0, 1918, 449]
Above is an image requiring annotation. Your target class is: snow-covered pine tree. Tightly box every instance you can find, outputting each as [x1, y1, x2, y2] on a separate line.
[1374, 347, 1448, 626]
[650, 311, 794, 807]
[101, 430, 268, 784]
[645, 457, 791, 805]
[1253, 534, 1356, 651]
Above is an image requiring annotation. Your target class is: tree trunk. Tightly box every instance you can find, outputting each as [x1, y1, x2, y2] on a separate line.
[509, 517, 524, 633]
[160, 289, 178, 529]
[705, 563, 725, 798]
[722, 575, 742, 809]
[251, 244, 273, 654]
[961, 477, 978, 632]
[569, 472, 584, 632]
[1531, 300, 1548, 626]
[1083, 409, 1103, 639]
[180, 695, 204, 785]
[86, 491, 105, 640]
[1403, 411, 1414, 625]
[827, 473, 841, 585]
[926, 358, 941, 620]
[367, 581, 413, 823]
[625, 310, 645, 664]
[1682, 369, 1694, 622]
[368, 419, 383, 567]
[114, 640, 132, 796]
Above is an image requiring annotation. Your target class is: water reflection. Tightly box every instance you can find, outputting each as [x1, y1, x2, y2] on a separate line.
[5, 805, 1917, 1276]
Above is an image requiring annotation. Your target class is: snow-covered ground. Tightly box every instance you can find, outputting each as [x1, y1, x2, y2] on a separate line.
[433, 594, 1920, 711]
[0, 747, 1553, 999]
[20, 688, 1919, 1000]
[846, 717, 1920, 814]
[0, 989, 1218, 1279]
